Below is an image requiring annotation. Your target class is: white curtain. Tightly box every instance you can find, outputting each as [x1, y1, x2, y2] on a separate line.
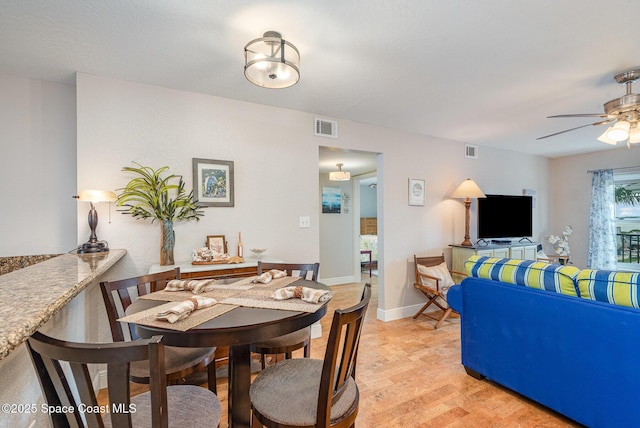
[587, 169, 618, 269]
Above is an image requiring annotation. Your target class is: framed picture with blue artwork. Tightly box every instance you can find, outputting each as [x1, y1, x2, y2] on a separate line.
[193, 158, 234, 207]
[322, 186, 341, 213]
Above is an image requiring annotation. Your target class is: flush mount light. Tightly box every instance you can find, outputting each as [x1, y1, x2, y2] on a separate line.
[244, 31, 300, 89]
[329, 163, 351, 181]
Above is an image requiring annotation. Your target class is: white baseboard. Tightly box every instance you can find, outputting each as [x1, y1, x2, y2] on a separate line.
[376, 303, 437, 322]
[311, 322, 322, 339]
[97, 368, 107, 391]
[320, 275, 355, 286]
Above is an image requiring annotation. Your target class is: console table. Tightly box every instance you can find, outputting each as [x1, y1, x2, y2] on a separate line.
[148, 257, 284, 279]
[450, 242, 539, 281]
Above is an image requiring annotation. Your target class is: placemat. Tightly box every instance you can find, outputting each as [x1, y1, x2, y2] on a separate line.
[221, 281, 330, 313]
[139, 276, 299, 301]
[140, 288, 247, 302]
[118, 302, 238, 332]
[246, 276, 301, 289]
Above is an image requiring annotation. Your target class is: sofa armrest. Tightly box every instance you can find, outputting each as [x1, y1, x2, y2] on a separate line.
[446, 284, 462, 313]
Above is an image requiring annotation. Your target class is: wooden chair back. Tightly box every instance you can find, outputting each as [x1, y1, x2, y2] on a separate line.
[100, 268, 180, 342]
[27, 331, 169, 428]
[257, 262, 320, 281]
[414, 254, 446, 292]
[317, 283, 371, 427]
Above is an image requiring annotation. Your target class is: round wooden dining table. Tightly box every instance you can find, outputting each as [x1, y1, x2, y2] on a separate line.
[127, 278, 329, 428]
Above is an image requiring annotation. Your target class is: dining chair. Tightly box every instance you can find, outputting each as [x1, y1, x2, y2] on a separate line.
[26, 331, 221, 428]
[412, 254, 465, 329]
[251, 262, 320, 369]
[250, 283, 371, 428]
[100, 268, 218, 393]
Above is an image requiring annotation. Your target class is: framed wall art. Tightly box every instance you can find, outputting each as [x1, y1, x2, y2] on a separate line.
[322, 186, 341, 213]
[193, 158, 234, 207]
[206, 235, 227, 256]
[408, 178, 425, 206]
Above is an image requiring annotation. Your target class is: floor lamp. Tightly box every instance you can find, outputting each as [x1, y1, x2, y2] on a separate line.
[451, 178, 486, 247]
[75, 189, 117, 253]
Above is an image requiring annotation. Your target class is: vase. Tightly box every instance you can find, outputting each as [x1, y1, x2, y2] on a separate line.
[160, 220, 175, 266]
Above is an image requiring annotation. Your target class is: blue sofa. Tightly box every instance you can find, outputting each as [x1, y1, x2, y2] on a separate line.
[447, 256, 640, 428]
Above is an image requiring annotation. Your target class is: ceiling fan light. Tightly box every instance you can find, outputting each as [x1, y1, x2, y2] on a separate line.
[605, 120, 630, 141]
[597, 128, 617, 145]
[629, 126, 640, 144]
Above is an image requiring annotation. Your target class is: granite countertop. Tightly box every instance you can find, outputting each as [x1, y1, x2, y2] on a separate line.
[0, 249, 126, 360]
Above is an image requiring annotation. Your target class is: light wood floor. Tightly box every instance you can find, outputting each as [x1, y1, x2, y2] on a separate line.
[100, 278, 582, 427]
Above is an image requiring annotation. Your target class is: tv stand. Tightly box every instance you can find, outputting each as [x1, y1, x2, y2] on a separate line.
[519, 237, 533, 243]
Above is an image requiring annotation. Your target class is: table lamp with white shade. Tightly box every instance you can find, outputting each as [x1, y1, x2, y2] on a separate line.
[451, 178, 486, 247]
[74, 189, 117, 253]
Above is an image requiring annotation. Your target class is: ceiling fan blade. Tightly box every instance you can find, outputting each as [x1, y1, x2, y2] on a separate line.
[547, 113, 608, 118]
[536, 119, 614, 140]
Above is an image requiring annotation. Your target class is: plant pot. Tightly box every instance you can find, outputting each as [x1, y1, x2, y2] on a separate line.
[160, 220, 175, 266]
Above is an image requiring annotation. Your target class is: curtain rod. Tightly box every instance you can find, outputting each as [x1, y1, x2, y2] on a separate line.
[587, 166, 640, 174]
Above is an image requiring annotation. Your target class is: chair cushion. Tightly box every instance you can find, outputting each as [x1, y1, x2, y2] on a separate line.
[576, 269, 640, 308]
[130, 345, 214, 379]
[103, 385, 221, 427]
[417, 262, 455, 292]
[465, 255, 580, 296]
[250, 358, 357, 426]
[251, 327, 311, 350]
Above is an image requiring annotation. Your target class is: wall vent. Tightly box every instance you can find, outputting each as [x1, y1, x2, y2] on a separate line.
[465, 144, 478, 159]
[314, 118, 338, 138]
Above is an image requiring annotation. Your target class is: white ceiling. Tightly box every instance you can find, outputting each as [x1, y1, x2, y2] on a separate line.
[4, 0, 640, 159]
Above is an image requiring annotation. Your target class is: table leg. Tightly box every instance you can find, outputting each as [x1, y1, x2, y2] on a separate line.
[228, 344, 252, 428]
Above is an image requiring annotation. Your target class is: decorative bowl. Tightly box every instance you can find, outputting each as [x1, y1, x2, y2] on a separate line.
[250, 248, 267, 259]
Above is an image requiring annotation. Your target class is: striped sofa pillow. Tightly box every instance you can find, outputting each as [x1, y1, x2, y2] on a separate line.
[465, 255, 580, 296]
[576, 269, 640, 308]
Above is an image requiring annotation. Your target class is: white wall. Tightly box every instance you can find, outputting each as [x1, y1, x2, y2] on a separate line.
[550, 147, 639, 268]
[0, 73, 76, 257]
[0, 71, 552, 319]
[360, 185, 378, 218]
[76, 73, 321, 280]
[319, 175, 354, 283]
[75, 73, 553, 319]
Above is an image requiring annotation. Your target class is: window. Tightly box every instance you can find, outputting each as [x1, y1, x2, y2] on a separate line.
[614, 170, 640, 269]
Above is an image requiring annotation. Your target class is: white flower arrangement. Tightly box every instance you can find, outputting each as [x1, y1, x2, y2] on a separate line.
[546, 226, 573, 256]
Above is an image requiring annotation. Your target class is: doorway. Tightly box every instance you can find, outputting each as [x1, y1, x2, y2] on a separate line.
[318, 147, 379, 285]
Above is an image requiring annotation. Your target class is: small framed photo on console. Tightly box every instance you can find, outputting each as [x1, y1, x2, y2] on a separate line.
[206, 235, 227, 256]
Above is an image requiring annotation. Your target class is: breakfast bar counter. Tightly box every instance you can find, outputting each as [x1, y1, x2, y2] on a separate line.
[0, 249, 126, 360]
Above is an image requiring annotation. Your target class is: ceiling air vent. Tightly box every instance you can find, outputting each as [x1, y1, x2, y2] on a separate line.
[314, 118, 338, 138]
[465, 144, 478, 159]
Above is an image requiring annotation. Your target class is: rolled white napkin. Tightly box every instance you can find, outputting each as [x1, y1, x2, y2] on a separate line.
[271, 286, 332, 304]
[164, 279, 217, 294]
[155, 296, 217, 323]
[251, 269, 288, 284]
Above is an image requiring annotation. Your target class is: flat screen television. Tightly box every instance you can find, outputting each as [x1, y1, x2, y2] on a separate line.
[477, 194, 533, 239]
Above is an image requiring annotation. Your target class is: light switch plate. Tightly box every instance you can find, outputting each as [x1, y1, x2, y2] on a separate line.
[299, 216, 311, 228]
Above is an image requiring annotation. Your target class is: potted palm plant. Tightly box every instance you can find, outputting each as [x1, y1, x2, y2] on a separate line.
[117, 162, 203, 265]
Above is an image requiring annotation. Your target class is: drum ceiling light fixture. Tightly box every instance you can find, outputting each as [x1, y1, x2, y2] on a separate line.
[329, 163, 351, 181]
[244, 31, 300, 89]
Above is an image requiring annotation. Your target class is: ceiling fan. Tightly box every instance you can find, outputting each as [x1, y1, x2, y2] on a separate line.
[537, 69, 640, 148]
